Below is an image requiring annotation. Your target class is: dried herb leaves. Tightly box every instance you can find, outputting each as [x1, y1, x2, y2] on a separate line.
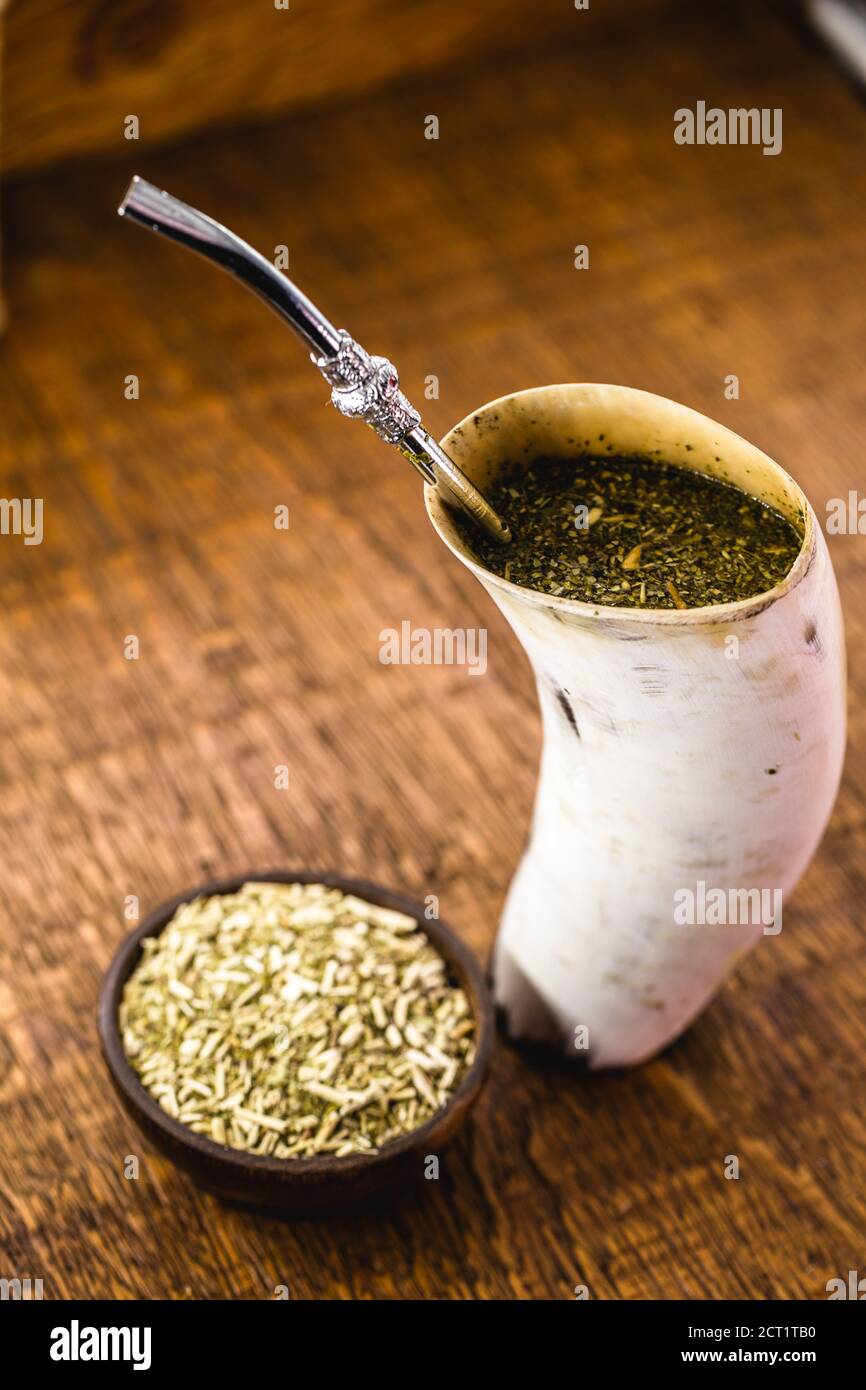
[120, 882, 475, 1159]
[461, 455, 802, 609]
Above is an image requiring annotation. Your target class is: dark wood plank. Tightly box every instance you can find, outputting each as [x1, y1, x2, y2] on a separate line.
[2, 0, 664, 175]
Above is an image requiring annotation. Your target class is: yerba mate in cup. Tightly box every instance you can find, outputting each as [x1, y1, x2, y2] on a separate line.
[426, 384, 846, 1067]
[460, 453, 802, 608]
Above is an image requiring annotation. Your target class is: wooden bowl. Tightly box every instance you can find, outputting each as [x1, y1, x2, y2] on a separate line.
[98, 870, 493, 1210]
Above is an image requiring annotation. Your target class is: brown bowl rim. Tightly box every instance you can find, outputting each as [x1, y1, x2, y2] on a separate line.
[98, 870, 493, 1186]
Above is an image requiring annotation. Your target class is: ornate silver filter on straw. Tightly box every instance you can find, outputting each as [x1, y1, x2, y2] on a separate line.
[118, 177, 511, 543]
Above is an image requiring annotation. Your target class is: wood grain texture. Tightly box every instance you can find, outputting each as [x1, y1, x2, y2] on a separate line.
[2, 0, 666, 175]
[0, 1, 865, 1299]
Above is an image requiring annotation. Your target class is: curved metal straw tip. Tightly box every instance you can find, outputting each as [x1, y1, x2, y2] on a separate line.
[118, 175, 169, 226]
[117, 174, 140, 214]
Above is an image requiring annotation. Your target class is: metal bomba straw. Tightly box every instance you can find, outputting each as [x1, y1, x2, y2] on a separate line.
[118, 177, 511, 543]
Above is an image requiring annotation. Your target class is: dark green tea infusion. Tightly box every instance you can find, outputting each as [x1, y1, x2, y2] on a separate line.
[463, 455, 802, 609]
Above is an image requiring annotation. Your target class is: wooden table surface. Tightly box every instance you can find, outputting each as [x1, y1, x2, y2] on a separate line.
[1, 2, 865, 1300]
